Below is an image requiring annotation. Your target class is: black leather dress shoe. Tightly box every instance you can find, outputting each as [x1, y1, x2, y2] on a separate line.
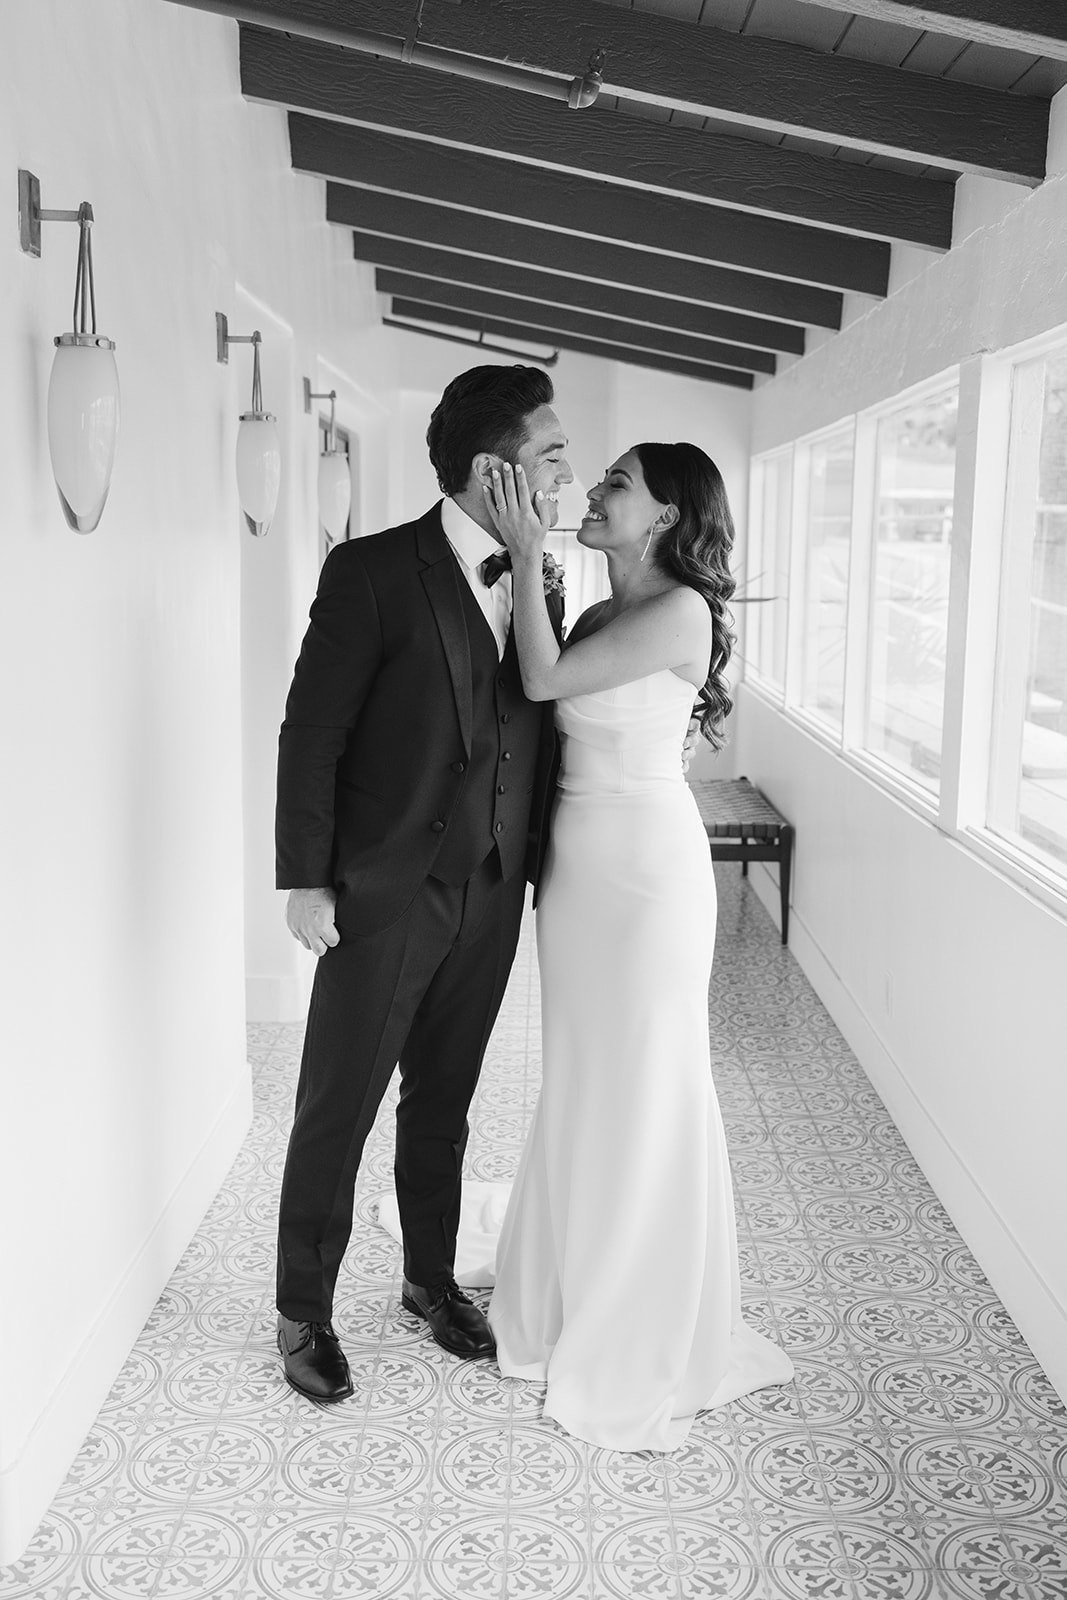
[401, 1277, 496, 1358]
[277, 1315, 354, 1402]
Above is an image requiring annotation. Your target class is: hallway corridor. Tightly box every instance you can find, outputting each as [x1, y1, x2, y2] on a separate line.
[3, 868, 1066, 1600]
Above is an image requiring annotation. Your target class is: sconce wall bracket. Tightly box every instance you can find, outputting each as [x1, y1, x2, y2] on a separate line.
[215, 310, 262, 366]
[19, 169, 91, 257]
[303, 377, 338, 415]
[305, 379, 340, 449]
[216, 310, 234, 365]
[217, 311, 273, 420]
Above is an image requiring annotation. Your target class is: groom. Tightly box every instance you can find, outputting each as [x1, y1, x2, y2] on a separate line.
[274, 364, 572, 1401]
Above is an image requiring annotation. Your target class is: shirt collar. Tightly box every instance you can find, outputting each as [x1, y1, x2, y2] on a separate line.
[441, 495, 505, 572]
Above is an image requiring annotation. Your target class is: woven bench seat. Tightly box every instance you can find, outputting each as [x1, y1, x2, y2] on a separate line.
[687, 776, 794, 945]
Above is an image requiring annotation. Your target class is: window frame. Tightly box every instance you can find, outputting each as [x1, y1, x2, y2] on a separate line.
[788, 419, 856, 741]
[743, 445, 793, 704]
[857, 372, 960, 806]
[969, 328, 1067, 905]
[745, 347, 1067, 921]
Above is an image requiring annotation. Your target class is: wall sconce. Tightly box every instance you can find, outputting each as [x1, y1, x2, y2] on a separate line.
[216, 312, 280, 538]
[19, 170, 120, 534]
[304, 379, 351, 544]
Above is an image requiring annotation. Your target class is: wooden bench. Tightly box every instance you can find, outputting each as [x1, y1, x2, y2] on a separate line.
[688, 777, 794, 945]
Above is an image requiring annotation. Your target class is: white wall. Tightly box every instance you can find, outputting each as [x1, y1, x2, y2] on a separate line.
[738, 92, 1067, 1400]
[240, 322, 394, 1024]
[0, 0, 393, 1561]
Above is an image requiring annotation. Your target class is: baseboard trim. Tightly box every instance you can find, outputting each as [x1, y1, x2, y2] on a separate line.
[0, 1069, 253, 1566]
[245, 971, 311, 1022]
[742, 860, 1067, 1407]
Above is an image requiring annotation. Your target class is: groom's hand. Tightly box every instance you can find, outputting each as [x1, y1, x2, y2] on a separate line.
[681, 716, 700, 773]
[286, 887, 340, 956]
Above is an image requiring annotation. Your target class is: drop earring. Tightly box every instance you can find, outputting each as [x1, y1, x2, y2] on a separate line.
[639, 523, 656, 562]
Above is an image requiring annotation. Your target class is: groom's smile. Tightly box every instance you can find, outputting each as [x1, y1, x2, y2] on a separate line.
[515, 404, 574, 528]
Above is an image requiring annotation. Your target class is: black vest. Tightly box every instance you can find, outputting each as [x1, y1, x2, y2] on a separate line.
[431, 577, 543, 885]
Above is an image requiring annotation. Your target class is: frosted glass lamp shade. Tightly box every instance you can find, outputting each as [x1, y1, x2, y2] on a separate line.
[318, 450, 351, 543]
[236, 414, 281, 537]
[46, 338, 120, 533]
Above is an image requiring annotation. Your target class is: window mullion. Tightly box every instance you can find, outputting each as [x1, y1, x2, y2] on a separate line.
[745, 458, 767, 685]
[988, 361, 1046, 834]
[842, 415, 876, 753]
[783, 444, 810, 710]
[936, 358, 990, 829]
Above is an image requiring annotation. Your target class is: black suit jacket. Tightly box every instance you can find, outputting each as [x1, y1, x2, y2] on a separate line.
[276, 503, 562, 933]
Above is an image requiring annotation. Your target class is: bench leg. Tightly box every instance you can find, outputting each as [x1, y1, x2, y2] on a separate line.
[778, 825, 794, 945]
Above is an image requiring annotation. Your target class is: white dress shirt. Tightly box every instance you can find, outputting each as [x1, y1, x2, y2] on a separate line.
[440, 496, 513, 661]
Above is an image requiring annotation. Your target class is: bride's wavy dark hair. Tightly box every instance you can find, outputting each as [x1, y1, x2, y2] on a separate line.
[633, 441, 737, 749]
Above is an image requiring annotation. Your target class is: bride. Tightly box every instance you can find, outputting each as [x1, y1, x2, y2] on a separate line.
[479, 441, 794, 1452]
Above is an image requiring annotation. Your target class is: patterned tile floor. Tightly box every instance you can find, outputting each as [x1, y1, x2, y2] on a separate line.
[3, 867, 1067, 1600]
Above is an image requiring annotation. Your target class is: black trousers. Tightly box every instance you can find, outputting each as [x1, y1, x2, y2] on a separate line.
[276, 852, 527, 1322]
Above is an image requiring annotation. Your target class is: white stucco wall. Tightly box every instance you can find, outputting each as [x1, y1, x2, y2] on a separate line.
[0, 0, 393, 1561]
[738, 93, 1067, 1401]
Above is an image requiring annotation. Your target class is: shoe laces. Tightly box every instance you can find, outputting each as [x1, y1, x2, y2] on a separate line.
[430, 1279, 473, 1310]
[303, 1320, 339, 1345]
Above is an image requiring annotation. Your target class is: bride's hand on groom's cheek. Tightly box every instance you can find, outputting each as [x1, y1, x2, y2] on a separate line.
[484, 462, 551, 556]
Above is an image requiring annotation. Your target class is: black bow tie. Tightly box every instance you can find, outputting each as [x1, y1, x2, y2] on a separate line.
[482, 549, 512, 588]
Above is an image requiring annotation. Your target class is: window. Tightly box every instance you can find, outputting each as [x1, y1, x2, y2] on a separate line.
[746, 449, 792, 692]
[865, 385, 958, 792]
[742, 349, 1067, 907]
[797, 426, 854, 732]
[989, 350, 1067, 871]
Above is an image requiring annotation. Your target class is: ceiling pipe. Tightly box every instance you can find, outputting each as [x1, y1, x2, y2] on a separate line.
[165, 1, 606, 108]
[383, 315, 560, 367]
[403, 41, 606, 110]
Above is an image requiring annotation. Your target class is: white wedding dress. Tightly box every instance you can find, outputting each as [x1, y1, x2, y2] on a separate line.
[376, 669, 793, 1451]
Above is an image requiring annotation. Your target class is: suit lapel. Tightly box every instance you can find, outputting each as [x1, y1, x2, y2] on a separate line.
[417, 503, 473, 755]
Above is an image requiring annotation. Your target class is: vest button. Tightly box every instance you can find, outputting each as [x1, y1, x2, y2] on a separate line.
[430, 820, 446, 833]
[497, 785, 506, 795]
[501, 751, 512, 761]
[498, 677, 506, 689]
[501, 712, 511, 723]
[495, 822, 504, 833]
[451, 761, 466, 773]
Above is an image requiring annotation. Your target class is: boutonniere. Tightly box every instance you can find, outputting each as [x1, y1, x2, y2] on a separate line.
[542, 552, 566, 598]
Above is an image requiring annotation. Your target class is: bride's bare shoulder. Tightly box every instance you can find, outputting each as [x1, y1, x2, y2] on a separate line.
[646, 584, 712, 628]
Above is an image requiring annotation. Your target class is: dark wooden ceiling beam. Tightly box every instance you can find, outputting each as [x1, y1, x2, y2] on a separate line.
[375, 268, 806, 356]
[786, 0, 1067, 61]
[289, 115, 890, 296]
[390, 297, 777, 376]
[327, 185, 842, 327]
[240, 27, 955, 247]
[171, 0, 1048, 179]
[384, 311, 755, 391]
[402, 0, 1048, 181]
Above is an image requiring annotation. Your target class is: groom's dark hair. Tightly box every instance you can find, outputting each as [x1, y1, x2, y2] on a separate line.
[427, 365, 554, 497]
